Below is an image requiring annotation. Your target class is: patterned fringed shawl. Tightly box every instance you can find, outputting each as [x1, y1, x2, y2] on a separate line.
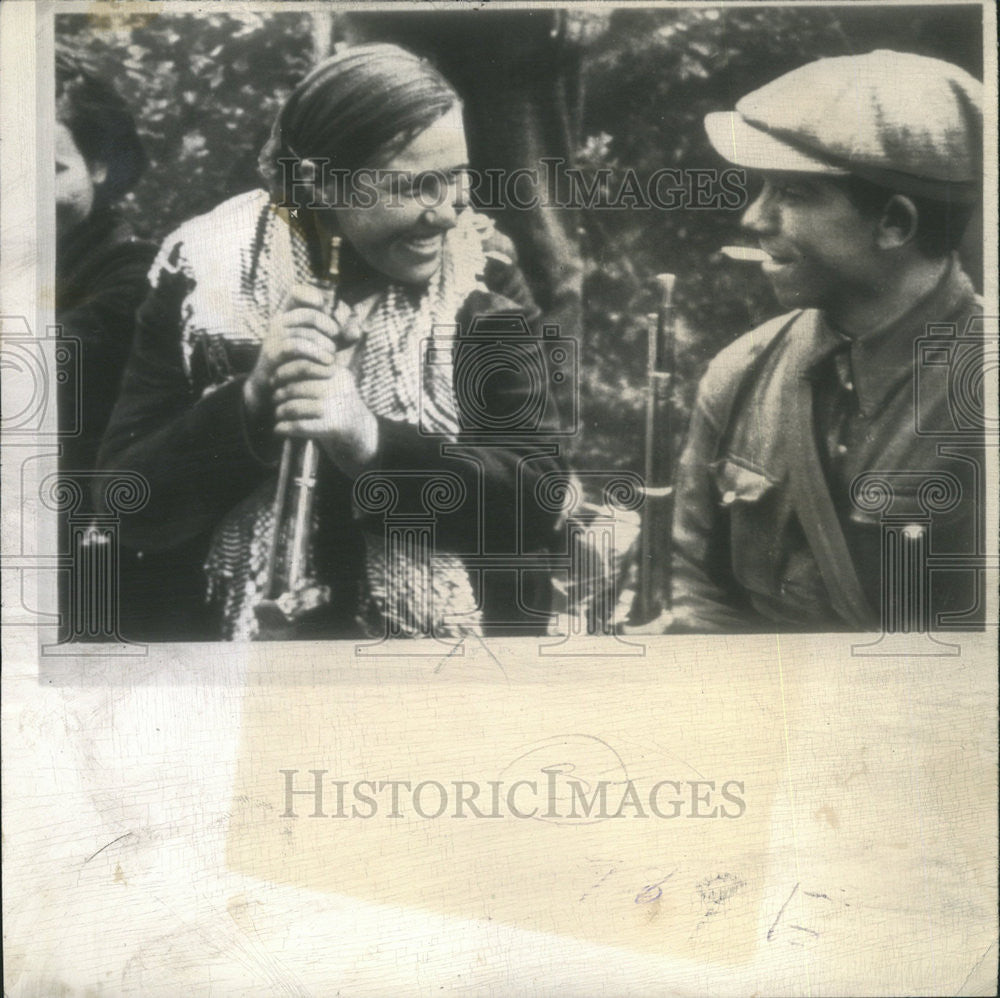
[151, 190, 494, 639]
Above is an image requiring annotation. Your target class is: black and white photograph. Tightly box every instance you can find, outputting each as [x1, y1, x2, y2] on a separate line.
[2, 1, 997, 994]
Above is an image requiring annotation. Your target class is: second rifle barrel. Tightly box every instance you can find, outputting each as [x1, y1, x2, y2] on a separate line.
[637, 273, 676, 622]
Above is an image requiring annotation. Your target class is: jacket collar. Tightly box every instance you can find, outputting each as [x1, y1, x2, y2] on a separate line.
[802, 256, 977, 416]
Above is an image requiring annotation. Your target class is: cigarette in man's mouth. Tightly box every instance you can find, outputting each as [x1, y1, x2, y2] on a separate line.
[720, 246, 769, 263]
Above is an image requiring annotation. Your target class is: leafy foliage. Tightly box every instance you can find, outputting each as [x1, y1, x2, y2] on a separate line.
[58, 12, 314, 239]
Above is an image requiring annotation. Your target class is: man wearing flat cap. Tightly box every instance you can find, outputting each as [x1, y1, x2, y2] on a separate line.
[670, 50, 986, 632]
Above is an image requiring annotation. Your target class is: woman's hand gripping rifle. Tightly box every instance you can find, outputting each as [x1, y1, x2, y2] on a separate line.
[254, 237, 343, 639]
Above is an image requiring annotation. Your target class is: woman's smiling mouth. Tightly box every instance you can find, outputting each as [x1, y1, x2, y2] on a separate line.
[398, 233, 442, 256]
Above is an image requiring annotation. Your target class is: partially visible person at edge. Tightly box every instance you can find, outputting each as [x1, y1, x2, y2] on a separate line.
[668, 50, 985, 633]
[98, 44, 576, 641]
[55, 52, 181, 640]
[56, 51, 154, 476]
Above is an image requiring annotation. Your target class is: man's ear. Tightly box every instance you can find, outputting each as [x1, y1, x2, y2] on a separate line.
[876, 194, 919, 250]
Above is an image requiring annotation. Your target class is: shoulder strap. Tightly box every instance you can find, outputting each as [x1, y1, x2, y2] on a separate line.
[715, 312, 802, 457]
[780, 317, 877, 630]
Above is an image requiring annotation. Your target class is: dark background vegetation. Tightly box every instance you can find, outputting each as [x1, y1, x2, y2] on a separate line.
[58, 5, 983, 474]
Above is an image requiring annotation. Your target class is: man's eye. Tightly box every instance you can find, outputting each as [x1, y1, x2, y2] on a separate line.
[55, 162, 68, 174]
[775, 182, 809, 201]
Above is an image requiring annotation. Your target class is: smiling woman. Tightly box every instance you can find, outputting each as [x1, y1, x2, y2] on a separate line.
[98, 44, 568, 641]
[331, 106, 470, 286]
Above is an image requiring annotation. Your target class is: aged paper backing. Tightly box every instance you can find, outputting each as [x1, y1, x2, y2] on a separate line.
[3, 1, 998, 995]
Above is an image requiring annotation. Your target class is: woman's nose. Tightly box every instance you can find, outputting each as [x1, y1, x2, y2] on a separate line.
[422, 198, 458, 230]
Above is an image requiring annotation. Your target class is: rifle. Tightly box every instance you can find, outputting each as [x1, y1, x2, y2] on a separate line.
[253, 235, 341, 639]
[632, 273, 676, 626]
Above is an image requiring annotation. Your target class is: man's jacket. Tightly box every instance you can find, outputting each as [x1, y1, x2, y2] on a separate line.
[671, 260, 985, 632]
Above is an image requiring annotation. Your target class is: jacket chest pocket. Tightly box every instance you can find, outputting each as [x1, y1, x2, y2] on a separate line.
[710, 458, 784, 597]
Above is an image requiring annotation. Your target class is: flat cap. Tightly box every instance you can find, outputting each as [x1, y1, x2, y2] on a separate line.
[705, 50, 982, 202]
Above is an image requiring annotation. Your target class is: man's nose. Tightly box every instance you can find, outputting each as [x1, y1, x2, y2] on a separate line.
[742, 187, 776, 236]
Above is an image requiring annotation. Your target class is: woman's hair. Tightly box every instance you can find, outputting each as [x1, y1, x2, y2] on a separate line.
[259, 43, 460, 198]
[55, 48, 148, 209]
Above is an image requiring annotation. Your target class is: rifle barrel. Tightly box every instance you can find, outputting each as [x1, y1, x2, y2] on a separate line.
[636, 274, 676, 622]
